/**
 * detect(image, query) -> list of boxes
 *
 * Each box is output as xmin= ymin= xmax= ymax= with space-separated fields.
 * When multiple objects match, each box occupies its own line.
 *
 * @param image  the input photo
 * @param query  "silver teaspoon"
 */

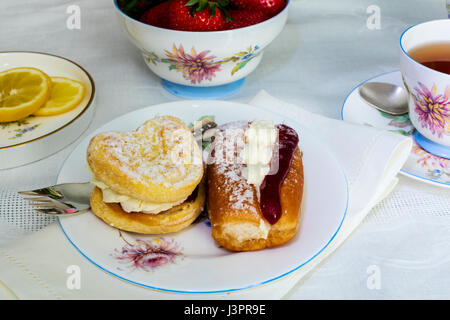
xmin=359 ymin=82 xmax=409 ymax=115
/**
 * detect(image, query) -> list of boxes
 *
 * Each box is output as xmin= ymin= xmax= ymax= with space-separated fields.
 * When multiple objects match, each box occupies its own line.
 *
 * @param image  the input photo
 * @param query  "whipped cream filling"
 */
xmin=258 ymin=218 xmax=271 ymax=239
xmin=90 ymin=175 xmax=186 ymax=214
xmin=241 ymin=120 xmax=277 ymax=229
xmin=242 ymin=120 xmax=277 ymax=193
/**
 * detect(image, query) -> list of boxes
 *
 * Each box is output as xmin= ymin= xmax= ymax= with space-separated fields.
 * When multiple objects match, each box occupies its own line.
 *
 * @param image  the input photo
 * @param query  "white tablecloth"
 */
xmin=1 ymin=0 xmax=449 ymax=299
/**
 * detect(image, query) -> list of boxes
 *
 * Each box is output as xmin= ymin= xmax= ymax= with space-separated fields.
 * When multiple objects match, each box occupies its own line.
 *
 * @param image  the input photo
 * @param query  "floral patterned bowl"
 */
xmin=400 ymin=19 xmax=450 ymax=158
xmin=113 ymin=0 xmax=289 ymax=90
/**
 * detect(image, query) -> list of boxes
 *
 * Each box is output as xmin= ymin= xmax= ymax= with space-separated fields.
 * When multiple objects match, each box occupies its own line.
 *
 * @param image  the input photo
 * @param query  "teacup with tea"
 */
xmin=400 ymin=19 xmax=450 ymax=159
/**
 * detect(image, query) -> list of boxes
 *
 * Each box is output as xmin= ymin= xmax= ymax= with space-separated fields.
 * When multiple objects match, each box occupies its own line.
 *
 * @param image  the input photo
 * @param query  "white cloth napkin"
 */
xmin=0 ymin=91 xmax=412 ymax=299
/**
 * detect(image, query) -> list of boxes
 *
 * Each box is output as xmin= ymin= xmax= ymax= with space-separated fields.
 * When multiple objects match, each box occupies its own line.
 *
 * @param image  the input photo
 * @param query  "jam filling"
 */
xmin=259 ymin=124 xmax=299 ymax=225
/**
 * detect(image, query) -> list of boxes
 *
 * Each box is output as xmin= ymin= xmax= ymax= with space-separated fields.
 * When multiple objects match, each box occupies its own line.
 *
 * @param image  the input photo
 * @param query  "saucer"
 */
xmin=0 ymin=52 xmax=96 ymax=169
xmin=341 ymin=70 xmax=449 ymax=188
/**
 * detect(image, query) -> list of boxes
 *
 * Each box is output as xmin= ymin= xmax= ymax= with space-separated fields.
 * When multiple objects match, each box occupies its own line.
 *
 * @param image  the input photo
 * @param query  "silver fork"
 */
xmin=18 ymin=182 xmax=94 ymax=216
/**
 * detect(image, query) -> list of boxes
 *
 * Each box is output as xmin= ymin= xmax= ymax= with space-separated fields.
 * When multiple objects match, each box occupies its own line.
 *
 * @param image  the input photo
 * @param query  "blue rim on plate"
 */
xmin=58 ymin=194 xmax=347 ymax=294
xmin=57 ymin=148 xmax=348 ymax=294
xmin=56 ymin=103 xmax=349 ymax=294
xmin=340 ymin=70 xmax=450 ymax=188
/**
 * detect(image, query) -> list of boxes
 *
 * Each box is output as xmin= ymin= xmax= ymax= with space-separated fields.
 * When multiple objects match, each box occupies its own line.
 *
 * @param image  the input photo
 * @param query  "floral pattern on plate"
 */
xmin=58 ymin=99 xmax=349 ymax=292
xmin=378 ymin=110 xmax=414 ymax=136
xmin=113 ymin=232 xmax=183 ymax=272
xmin=144 ymin=44 xmax=260 ymax=84
xmin=0 ymin=116 xmax=41 ymax=140
xmin=378 ymin=109 xmax=449 ymax=182
xmin=412 ymin=141 xmax=450 ymax=182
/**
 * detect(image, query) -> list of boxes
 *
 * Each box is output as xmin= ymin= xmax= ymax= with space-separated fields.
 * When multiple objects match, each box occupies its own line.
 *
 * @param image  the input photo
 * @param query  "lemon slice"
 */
xmin=0 ymin=67 xmax=51 ymax=122
xmin=34 ymin=77 xmax=86 ymax=116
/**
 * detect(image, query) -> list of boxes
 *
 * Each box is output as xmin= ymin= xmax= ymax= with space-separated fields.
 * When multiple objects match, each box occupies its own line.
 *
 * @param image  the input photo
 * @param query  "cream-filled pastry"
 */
xmin=207 ymin=120 xmax=304 ymax=251
xmin=90 ymin=176 xmax=187 ymax=214
xmin=87 ymin=115 xmax=205 ymax=234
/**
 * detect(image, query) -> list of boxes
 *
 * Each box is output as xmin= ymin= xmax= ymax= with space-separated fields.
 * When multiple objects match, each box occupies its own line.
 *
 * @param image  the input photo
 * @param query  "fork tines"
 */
xmin=19 ymin=192 xmax=73 ymax=215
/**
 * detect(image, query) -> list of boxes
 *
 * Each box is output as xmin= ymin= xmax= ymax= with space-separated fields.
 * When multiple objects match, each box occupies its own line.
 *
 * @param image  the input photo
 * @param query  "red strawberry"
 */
xmin=139 ymin=1 xmax=170 ymax=28
xmin=168 ymin=0 xmax=227 ymax=31
xmin=136 ymin=0 xmax=146 ymax=10
xmin=230 ymin=0 xmax=285 ymax=18
xmin=225 ymin=9 xmax=267 ymax=29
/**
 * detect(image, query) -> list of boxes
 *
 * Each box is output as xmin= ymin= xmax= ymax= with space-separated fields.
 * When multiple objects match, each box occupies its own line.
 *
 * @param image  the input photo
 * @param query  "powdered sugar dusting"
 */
xmin=90 ymin=116 xmax=203 ymax=188
xmin=209 ymin=122 xmax=257 ymax=214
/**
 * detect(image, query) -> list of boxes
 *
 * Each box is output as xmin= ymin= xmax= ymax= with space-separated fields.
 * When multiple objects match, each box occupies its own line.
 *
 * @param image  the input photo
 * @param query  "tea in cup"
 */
xmin=400 ymin=19 xmax=450 ymax=159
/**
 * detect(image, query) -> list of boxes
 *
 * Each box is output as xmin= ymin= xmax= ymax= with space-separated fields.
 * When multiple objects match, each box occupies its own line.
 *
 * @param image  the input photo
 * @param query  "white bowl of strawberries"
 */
xmin=114 ymin=0 xmax=289 ymax=98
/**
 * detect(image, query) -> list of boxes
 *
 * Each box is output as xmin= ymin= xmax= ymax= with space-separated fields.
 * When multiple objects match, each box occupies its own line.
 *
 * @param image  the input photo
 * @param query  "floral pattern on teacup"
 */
xmin=143 ymin=44 xmax=260 ymax=84
xmin=412 ymin=82 xmax=450 ymax=139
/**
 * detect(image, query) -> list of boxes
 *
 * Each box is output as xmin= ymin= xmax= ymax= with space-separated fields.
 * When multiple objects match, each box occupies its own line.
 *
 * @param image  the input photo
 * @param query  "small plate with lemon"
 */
xmin=0 ymin=52 xmax=95 ymax=169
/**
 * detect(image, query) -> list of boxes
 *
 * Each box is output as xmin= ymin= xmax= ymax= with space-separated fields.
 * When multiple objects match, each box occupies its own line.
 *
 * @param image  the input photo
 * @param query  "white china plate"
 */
xmin=0 ymin=52 xmax=96 ymax=169
xmin=57 ymin=100 xmax=348 ymax=294
xmin=341 ymin=70 xmax=449 ymax=188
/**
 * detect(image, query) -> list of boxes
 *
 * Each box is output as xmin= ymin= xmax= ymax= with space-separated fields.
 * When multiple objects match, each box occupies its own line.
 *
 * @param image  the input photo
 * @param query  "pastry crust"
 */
xmin=87 ymin=116 xmax=203 ymax=204
xmin=90 ymin=182 xmax=205 ymax=234
xmin=207 ymin=132 xmax=304 ymax=251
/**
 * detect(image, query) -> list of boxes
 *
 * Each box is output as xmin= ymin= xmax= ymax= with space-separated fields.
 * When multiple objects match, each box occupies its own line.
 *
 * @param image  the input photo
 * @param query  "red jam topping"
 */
xmin=259 ymin=124 xmax=299 ymax=225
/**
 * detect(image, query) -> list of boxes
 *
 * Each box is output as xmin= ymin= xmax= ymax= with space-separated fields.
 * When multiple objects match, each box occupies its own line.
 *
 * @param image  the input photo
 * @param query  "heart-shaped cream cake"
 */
xmin=87 ymin=116 xmax=203 ymax=208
